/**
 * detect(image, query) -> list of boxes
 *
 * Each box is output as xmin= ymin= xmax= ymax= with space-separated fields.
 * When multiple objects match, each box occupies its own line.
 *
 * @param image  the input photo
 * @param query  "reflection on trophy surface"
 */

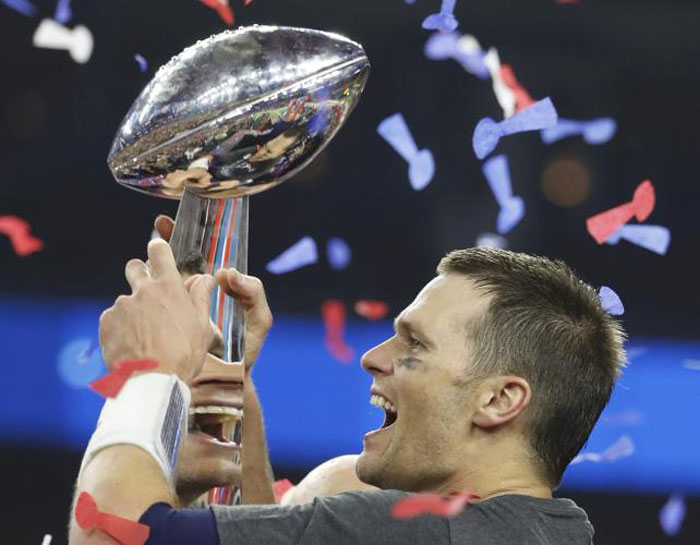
xmin=107 ymin=25 xmax=370 ymax=505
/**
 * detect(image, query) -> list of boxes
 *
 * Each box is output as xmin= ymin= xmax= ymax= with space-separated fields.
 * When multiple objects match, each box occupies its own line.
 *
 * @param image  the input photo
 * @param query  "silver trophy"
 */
xmin=107 ymin=25 xmax=370 ymax=505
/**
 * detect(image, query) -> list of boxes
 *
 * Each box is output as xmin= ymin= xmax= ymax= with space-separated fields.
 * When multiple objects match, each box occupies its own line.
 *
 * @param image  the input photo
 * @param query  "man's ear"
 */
xmin=472 ymin=376 xmax=531 ymax=428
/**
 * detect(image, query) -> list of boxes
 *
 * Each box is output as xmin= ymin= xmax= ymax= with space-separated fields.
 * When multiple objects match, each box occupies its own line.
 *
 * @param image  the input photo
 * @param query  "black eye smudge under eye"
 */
xmin=397 ymin=357 xmax=418 ymax=369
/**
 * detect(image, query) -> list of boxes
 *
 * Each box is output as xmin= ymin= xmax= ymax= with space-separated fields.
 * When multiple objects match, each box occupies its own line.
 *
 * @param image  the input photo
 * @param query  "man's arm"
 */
xmin=213 ymin=267 xmax=276 ymax=504
xmin=242 ymin=374 xmax=276 ymax=504
xmin=69 ymin=240 xmax=217 ymax=545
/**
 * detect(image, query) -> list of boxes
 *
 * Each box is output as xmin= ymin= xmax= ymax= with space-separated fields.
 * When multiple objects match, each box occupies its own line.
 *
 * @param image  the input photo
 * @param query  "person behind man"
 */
xmin=70 ymin=240 xmax=624 ymax=544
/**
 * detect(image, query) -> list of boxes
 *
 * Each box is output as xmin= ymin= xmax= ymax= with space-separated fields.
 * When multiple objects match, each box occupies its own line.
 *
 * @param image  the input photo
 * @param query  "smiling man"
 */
xmin=70 ymin=243 xmax=624 ymax=545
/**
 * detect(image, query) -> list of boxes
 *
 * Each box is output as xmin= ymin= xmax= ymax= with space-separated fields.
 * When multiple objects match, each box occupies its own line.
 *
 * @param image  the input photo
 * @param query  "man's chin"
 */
xmin=176 ymin=454 xmax=241 ymax=506
xmin=355 ymin=451 xmax=383 ymax=489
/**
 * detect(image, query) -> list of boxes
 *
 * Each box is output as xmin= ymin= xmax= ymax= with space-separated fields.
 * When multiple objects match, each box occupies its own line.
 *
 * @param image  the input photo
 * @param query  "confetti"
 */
xmin=625 ymin=346 xmax=648 ymax=364
xmin=482 ymin=154 xmax=525 ymax=234
xmin=422 ymin=0 xmax=459 ymax=33
xmin=354 ymin=300 xmax=389 ymax=321
xmin=198 ymin=0 xmax=234 ymax=26
xmin=54 ymin=0 xmax=71 ymax=23
xmin=483 ymin=48 xmax=516 ymax=118
xmin=89 ymin=359 xmax=159 ymax=398
xmin=602 ymin=410 xmax=643 ymax=427
xmin=2 ymin=0 xmax=36 ymax=16
xmin=266 ymin=236 xmax=318 ymax=274
xmin=598 ymin=286 xmax=624 ymax=315
xmin=321 ymin=299 xmax=354 ymax=364
xmin=392 ymin=491 xmax=480 ymax=519
xmin=570 ymin=435 xmax=634 ymax=465
xmin=683 ymin=360 xmax=700 ymax=371
xmin=659 ymin=494 xmax=686 ymax=537
xmin=326 ymin=237 xmax=352 ymax=270
xmin=75 ymin=491 xmax=150 ymax=545
xmin=586 ymin=180 xmax=655 ymax=244
xmin=273 ymin=479 xmax=295 ymax=502
xmin=133 ymin=53 xmax=148 ymax=72
xmin=377 ymin=113 xmax=435 ymax=191
xmin=423 ymin=32 xmax=489 ymax=79
xmin=541 ymin=118 xmax=617 ymax=145
xmin=605 ymin=224 xmax=670 ymax=255
xmin=0 ymin=215 xmax=44 ymax=257
xmin=500 ymin=64 xmax=536 ymax=113
xmin=32 ymin=18 xmax=93 ymax=64
xmin=472 ymin=97 xmax=558 ymax=160
xmin=475 ymin=232 xmax=507 ymax=249
xmin=41 ymin=536 xmax=52 ymax=545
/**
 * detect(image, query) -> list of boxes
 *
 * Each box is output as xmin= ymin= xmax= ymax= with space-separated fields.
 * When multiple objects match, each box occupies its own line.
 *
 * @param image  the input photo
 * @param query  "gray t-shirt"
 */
xmin=212 ymin=490 xmax=594 ymax=544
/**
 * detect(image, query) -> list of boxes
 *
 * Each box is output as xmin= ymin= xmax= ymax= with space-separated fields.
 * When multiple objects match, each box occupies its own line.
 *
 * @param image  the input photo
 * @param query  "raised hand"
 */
xmin=99 ymin=239 xmax=217 ymax=383
xmin=155 ymin=215 xmax=273 ymax=372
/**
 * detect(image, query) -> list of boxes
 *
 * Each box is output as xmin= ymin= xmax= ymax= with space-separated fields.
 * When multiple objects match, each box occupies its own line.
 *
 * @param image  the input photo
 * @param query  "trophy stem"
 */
xmin=169 ymin=188 xmax=248 ymax=506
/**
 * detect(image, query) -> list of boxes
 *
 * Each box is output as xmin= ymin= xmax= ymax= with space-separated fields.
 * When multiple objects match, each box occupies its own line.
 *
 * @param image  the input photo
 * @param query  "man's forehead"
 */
xmin=400 ymin=274 xmax=491 ymax=333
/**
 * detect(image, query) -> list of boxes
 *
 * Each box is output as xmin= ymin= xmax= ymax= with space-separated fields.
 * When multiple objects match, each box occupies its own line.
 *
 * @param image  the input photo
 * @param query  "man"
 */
xmin=70 ymin=240 xmax=624 ymax=544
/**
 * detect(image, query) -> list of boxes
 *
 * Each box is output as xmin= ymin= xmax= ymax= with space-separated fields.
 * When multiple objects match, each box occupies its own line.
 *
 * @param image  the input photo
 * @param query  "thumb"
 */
xmin=190 ymin=274 xmax=217 ymax=318
xmin=154 ymin=215 xmax=175 ymax=242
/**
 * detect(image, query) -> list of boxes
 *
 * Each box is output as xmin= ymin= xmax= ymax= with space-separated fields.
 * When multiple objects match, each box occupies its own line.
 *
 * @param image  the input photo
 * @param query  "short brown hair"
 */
xmin=437 ymin=248 xmax=626 ymax=487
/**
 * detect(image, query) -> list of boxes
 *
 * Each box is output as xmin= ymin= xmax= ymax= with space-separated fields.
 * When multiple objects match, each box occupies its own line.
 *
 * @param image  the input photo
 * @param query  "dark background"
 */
xmin=2 ymin=0 xmax=700 ymax=543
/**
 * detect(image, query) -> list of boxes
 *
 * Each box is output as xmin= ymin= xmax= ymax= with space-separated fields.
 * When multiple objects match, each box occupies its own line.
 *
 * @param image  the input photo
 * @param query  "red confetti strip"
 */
xmin=586 ymin=180 xmax=655 ymax=244
xmin=273 ymin=478 xmax=295 ymax=502
xmin=500 ymin=64 xmax=536 ymax=113
xmin=89 ymin=359 xmax=159 ymax=398
xmin=197 ymin=0 xmax=234 ymax=26
xmin=75 ymin=491 xmax=150 ymax=545
xmin=321 ymin=299 xmax=354 ymax=364
xmin=392 ymin=491 xmax=480 ymax=519
xmin=0 ymin=215 xmax=44 ymax=257
xmin=244 ymin=0 xmax=254 ymax=4
xmin=354 ymin=300 xmax=389 ymax=321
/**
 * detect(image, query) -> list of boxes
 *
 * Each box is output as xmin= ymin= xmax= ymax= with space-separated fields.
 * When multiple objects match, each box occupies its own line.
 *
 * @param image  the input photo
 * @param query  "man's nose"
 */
xmin=360 ymin=338 xmax=395 ymax=377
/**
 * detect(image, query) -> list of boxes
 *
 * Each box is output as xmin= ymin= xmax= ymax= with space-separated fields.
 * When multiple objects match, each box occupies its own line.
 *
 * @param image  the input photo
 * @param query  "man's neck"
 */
xmin=433 ymin=442 xmax=553 ymax=500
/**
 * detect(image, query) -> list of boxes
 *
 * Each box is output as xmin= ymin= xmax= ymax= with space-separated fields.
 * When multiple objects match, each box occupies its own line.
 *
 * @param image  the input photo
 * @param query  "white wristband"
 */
xmin=79 ymin=373 xmax=190 ymax=488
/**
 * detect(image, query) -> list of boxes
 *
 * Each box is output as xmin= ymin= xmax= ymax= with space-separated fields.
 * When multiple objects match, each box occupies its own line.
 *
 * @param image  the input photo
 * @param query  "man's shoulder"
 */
xmin=452 ymin=495 xmax=594 ymax=545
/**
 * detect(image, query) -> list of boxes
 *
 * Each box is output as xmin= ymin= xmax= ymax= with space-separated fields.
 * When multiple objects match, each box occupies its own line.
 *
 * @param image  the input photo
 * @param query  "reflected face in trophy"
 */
xmin=175 ymin=329 xmax=244 ymax=505
xmin=249 ymin=128 xmax=303 ymax=163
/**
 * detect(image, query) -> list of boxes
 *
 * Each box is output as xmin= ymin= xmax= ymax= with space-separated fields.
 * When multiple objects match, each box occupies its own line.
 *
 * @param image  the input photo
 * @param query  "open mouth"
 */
xmin=370 ymin=394 xmax=398 ymax=429
xmin=188 ymin=405 xmax=242 ymax=445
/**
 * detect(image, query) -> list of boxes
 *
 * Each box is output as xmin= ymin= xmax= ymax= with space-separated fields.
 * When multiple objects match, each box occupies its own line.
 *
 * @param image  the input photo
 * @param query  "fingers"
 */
xmin=189 ymin=274 xmax=217 ymax=320
xmin=215 ymin=270 xmax=272 ymax=326
xmin=215 ymin=269 xmax=263 ymax=309
xmin=125 ymin=259 xmax=150 ymax=292
xmin=215 ymin=269 xmax=273 ymax=370
xmin=147 ymin=238 xmax=179 ymax=281
xmin=154 ymin=215 xmax=174 ymax=243
xmin=184 ymin=273 xmax=202 ymax=292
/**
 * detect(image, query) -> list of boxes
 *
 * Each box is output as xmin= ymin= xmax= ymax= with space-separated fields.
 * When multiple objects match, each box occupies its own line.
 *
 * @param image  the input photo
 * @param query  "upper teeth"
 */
xmin=370 ymin=394 xmax=397 ymax=414
xmin=189 ymin=405 xmax=242 ymax=417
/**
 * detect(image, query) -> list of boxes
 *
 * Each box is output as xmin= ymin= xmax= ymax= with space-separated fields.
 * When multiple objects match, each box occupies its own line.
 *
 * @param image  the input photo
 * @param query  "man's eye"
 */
xmin=409 ymin=337 xmax=423 ymax=349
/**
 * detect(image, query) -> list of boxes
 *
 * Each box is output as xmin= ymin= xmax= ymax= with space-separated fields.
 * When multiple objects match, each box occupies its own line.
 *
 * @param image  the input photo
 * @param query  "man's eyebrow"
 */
xmin=393 ymin=316 xmax=436 ymax=349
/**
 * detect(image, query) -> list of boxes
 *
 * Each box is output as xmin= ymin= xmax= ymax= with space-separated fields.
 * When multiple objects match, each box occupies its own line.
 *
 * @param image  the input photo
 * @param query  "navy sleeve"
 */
xmin=139 ymin=503 xmax=220 ymax=545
